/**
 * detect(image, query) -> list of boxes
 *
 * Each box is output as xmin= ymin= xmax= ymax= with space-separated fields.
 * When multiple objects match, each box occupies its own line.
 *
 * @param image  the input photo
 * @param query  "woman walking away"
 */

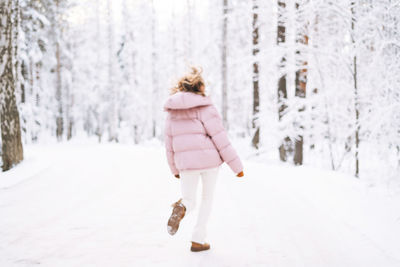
xmin=164 ymin=67 xmax=244 ymax=252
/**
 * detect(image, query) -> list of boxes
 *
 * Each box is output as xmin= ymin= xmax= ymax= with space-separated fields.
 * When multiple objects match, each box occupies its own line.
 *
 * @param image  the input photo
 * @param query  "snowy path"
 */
xmin=1 ymin=143 xmax=399 ymax=267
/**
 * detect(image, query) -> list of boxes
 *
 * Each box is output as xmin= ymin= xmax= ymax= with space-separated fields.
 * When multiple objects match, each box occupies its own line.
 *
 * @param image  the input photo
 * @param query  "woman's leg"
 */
xmin=180 ymin=170 xmax=201 ymax=213
xmin=191 ymin=167 xmax=219 ymax=244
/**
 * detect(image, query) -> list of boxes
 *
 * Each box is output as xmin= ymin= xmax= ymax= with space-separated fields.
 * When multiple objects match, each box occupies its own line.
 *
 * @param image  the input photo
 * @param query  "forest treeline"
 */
xmin=0 ymin=0 xmax=399 ymax=183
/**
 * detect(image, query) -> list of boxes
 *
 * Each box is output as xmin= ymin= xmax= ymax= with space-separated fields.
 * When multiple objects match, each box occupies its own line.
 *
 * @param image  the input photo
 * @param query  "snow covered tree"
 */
xmin=0 ymin=0 xmax=24 ymax=171
xmin=251 ymin=0 xmax=260 ymax=149
xmin=41 ymin=0 xmax=70 ymax=140
xmin=106 ymin=0 xmax=118 ymax=142
xmin=151 ymin=0 xmax=157 ymax=138
xmin=3 ymin=0 xmax=398 ymax=184
xmin=19 ymin=0 xmax=51 ymax=143
xmin=350 ymin=0 xmax=360 ymax=177
xmin=221 ymin=0 xmax=228 ymax=128
xmin=277 ymin=0 xmax=290 ymax=161
xmin=293 ymin=0 xmax=309 ymax=165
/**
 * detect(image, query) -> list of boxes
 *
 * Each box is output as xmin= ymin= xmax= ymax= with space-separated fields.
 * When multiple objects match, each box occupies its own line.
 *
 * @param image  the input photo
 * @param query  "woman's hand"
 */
xmin=236 ymin=171 xmax=244 ymax=177
xmin=175 ymin=174 xmax=180 ymax=179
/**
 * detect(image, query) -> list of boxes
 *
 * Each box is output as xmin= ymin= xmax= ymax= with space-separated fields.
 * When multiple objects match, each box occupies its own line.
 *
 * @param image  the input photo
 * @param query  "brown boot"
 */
xmin=191 ymin=242 xmax=210 ymax=252
xmin=167 ymin=199 xmax=186 ymax=235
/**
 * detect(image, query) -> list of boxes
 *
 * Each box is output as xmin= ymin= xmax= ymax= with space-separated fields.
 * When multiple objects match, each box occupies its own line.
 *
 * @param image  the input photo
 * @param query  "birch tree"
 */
xmin=0 ymin=0 xmax=24 ymax=171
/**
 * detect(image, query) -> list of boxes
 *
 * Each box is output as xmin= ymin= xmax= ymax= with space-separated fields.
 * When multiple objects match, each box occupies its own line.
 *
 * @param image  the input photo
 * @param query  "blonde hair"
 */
xmin=171 ymin=67 xmax=206 ymax=96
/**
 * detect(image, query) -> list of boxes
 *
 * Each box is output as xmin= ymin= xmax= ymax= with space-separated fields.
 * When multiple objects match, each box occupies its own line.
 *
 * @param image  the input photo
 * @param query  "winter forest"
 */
xmin=2 ymin=0 xmax=399 ymax=181
xmin=1 ymin=0 xmax=398 ymax=179
xmin=1 ymin=0 xmax=400 ymax=265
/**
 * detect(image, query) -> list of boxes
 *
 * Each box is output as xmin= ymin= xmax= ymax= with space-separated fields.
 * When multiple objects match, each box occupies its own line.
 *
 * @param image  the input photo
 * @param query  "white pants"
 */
xmin=180 ymin=166 xmax=219 ymax=244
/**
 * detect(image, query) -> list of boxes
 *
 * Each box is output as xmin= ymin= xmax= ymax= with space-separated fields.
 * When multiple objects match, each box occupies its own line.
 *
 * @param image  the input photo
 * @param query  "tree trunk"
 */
xmin=221 ymin=0 xmax=228 ymax=129
xmin=294 ymin=1 xmax=308 ymax=165
xmin=66 ymin=83 xmax=74 ymax=140
xmin=94 ymin=0 xmax=103 ymax=142
xmin=107 ymin=0 xmax=118 ymax=142
xmin=55 ymin=40 xmax=63 ymax=140
xmin=277 ymin=0 xmax=290 ymax=161
xmin=151 ymin=0 xmax=157 ymax=138
xmin=0 ymin=0 xmax=24 ymax=171
xmin=351 ymin=1 xmax=360 ymax=177
xmin=55 ymin=0 xmax=63 ymax=140
xmin=251 ymin=0 xmax=260 ymax=149
xmin=309 ymin=9 xmax=318 ymax=153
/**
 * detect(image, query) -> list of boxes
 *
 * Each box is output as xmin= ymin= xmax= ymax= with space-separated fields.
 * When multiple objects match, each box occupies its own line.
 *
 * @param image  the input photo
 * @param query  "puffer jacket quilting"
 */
xmin=164 ymin=92 xmax=243 ymax=175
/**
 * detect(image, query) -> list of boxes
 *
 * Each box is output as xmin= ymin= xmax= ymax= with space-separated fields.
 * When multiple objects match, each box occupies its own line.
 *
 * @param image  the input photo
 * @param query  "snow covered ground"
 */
xmin=1 ymin=143 xmax=399 ymax=267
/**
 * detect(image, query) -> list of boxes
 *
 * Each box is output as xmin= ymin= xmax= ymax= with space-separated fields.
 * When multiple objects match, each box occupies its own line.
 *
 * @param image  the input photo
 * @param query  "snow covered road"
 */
xmin=1 ymin=143 xmax=399 ymax=267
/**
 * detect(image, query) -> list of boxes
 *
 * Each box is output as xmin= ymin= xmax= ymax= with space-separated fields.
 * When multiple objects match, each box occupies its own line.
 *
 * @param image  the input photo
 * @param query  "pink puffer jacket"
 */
xmin=164 ymin=92 xmax=243 ymax=175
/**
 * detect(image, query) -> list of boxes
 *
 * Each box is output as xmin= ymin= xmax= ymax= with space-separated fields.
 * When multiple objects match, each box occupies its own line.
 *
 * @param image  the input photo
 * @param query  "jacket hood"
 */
xmin=164 ymin=92 xmax=212 ymax=111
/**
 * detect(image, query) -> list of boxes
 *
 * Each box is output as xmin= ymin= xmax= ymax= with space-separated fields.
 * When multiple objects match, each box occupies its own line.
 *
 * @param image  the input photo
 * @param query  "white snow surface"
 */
xmin=1 ymin=143 xmax=399 ymax=267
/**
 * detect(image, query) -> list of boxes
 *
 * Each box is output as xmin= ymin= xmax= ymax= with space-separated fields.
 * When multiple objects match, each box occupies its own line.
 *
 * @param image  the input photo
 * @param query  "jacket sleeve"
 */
xmin=199 ymin=105 xmax=243 ymax=174
xmin=165 ymin=115 xmax=179 ymax=175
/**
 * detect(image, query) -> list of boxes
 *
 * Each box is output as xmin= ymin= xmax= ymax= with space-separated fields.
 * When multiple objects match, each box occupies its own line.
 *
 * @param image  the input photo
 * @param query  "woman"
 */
xmin=164 ymin=67 xmax=244 ymax=252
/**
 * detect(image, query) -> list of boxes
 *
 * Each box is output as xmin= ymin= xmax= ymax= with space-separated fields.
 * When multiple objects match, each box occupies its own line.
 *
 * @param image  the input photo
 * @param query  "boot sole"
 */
xmin=190 ymin=245 xmax=210 ymax=252
xmin=167 ymin=206 xmax=185 ymax=235
xmin=167 ymin=214 xmax=182 ymax=235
